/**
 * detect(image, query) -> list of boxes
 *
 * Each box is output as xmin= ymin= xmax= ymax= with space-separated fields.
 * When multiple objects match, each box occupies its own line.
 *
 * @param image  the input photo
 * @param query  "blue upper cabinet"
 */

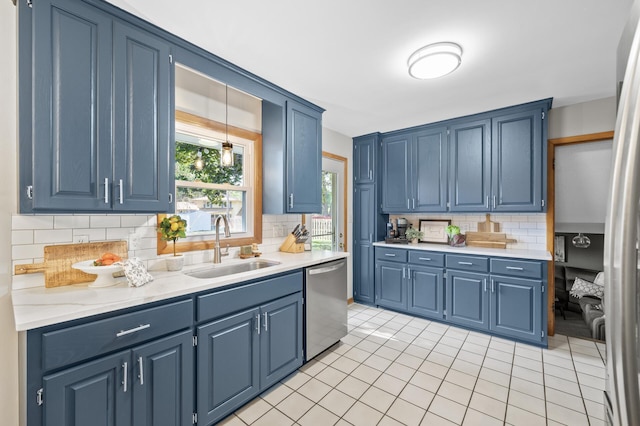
xmin=354 ymin=134 xmax=376 ymax=184
xmin=22 ymin=0 xmax=173 ymax=213
xmin=381 ymin=126 xmax=448 ymax=213
xmin=448 ymin=118 xmax=492 ymax=212
xmin=492 ymin=107 xmax=543 ymax=212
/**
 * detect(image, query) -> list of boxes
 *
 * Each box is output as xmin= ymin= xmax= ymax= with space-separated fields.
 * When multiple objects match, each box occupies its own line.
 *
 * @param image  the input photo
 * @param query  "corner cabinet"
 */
xmin=262 ymin=100 xmax=323 ymax=214
xmin=21 ymin=0 xmax=173 ymax=213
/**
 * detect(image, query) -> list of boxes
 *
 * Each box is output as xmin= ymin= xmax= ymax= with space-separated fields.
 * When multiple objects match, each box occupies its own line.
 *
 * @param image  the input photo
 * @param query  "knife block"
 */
xmin=279 ymin=234 xmax=304 ymax=253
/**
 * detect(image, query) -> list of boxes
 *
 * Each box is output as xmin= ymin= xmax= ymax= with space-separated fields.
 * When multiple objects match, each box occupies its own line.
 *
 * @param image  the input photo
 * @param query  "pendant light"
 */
xmin=194 ymin=148 xmax=205 ymax=170
xmin=221 ymin=85 xmax=234 ymax=167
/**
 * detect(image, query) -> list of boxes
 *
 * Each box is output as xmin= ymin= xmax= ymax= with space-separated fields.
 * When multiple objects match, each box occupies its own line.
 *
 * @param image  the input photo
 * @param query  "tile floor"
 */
xmin=220 ymin=303 xmax=607 ymax=426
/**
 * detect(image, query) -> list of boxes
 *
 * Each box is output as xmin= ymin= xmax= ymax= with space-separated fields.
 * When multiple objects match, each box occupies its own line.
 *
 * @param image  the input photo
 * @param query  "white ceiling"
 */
xmin=107 ymin=0 xmax=633 ymax=137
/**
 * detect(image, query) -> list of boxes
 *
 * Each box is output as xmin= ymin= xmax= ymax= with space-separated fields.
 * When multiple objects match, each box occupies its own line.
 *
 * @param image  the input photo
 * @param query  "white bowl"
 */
xmin=72 ymin=260 xmax=124 ymax=288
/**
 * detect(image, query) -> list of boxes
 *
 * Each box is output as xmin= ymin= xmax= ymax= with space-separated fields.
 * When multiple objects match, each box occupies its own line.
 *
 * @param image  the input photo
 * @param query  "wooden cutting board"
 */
xmin=14 ymin=241 xmax=128 ymax=288
xmin=477 ymin=214 xmax=499 ymax=232
xmin=465 ymin=231 xmax=516 ymax=249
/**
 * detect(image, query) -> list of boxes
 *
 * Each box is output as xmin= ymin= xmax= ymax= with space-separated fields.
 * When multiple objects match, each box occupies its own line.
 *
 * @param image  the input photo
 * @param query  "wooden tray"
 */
xmin=465 ymin=231 xmax=516 ymax=249
xmin=14 ymin=241 xmax=128 ymax=288
xmin=477 ymin=214 xmax=499 ymax=232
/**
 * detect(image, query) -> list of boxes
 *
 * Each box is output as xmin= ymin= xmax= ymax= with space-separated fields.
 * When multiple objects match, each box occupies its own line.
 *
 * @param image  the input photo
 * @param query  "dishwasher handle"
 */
xmin=307 ymin=261 xmax=346 ymax=275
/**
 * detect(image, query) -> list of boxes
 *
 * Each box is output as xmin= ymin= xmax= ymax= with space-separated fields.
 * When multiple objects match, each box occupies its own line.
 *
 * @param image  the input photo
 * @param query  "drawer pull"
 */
xmin=506 ymin=266 xmax=524 ymax=271
xmin=385 ymin=253 xmax=396 ymax=257
xmin=116 ymin=323 xmax=151 ymax=337
xmin=138 ymin=356 xmax=144 ymax=385
xmin=458 ymin=261 xmax=473 ymax=265
xmin=418 ymin=257 xmax=432 ymax=261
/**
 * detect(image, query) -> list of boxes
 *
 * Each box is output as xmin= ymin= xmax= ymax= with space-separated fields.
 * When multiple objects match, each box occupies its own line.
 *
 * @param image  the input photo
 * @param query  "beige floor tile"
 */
xmin=403 ymin=325 xmax=425 ymax=336
xmin=427 ymin=395 xmax=467 ymax=425
xmin=282 ymin=371 xmax=312 ymax=390
xmin=505 ymin=404 xmax=546 ymax=426
xmin=363 ymin=353 xmax=394 ymax=372
xmin=235 ymin=397 xmax=271 ymax=424
xmin=461 ymin=341 xmax=488 ymax=356
xmin=399 ymin=383 xmax=435 ymax=409
xmin=297 ymin=404 xmax=339 ymax=426
xmin=384 ymin=338 xmax=410 ymax=352
xmin=373 ymin=372 xmax=407 ymax=396
xmin=451 ymin=358 xmax=481 ymax=377
xmin=404 ymin=344 xmax=432 ymax=359
xmin=509 ymin=376 xmax=545 ymax=400
xmin=409 ymin=370 xmax=443 ymax=393
xmin=508 ymin=389 xmax=545 ymax=417
xmin=573 ymin=360 xmax=606 ymax=379
xmin=316 ymin=350 xmax=341 ymax=365
xmin=340 ymin=334 xmax=364 ymax=346
xmin=251 ymin=408 xmax=294 ymax=426
xmin=418 ymin=360 xmax=449 ymax=379
xmin=455 ymin=349 xmax=484 ymax=365
xmin=590 ymin=416 xmax=606 ymax=426
xmin=343 ymin=401 xmax=384 ymax=426
xmin=543 ymin=352 xmax=574 ymax=369
xmin=462 ymin=408 xmax=503 ymax=426
xmin=479 ymin=366 xmax=510 ymax=387
xmin=335 ymin=376 xmax=370 ymax=399
xmin=511 ymin=365 xmax=543 ymax=385
xmin=386 ymin=362 xmax=416 ymax=381
xmin=514 ymin=345 xmax=542 ymax=362
xmin=482 ymin=356 xmax=512 ymax=374
xmin=318 ymin=389 xmax=356 ymax=417
xmin=331 ymin=356 xmax=361 ymax=375
xmin=580 ymin=384 xmax=605 ymax=403
xmin=473 ymin=378 xmax=508 ymax=402
xmin=433 ymin=343 xmax=460 ymax=358
xmin=359 ymin=385 xmax=396 ymax=412
xmin=413 ymin=337 xmax=438 ymax=350
xmin=217 ymin=414 xmax=245 ymax=426
xmin=488 ymin=340 xmax=515 ymax=355
xmin=394 ymin=331 xmax=418 ymax=343
xmin=513 ymin=355 xmax=543 ymax=372
xmin=468 ymin=392 xmax=506 ymax=421
xmin=299 ymin=359 xmax=326 ymax=376
xmin=465 ymin=333 xmax=491 ymax=347
xmin=355 ymin=339 xmax=382 ymax=354
xmin=485 ymin=347 xmax=513 ymax=363
xmin=386 ymin=398 xmax=426 ymax=426
xmin=544 ymin=363 xmax=578 ymax=382
xmin=350 ymin=363 xmax=382 ymax=384
xmin=367 ymin=333 xmax=392 ymax=346
xmin=275 ymin=392 xmax=314 ymax=421
xmin=545 ymin=387 xmax=586 ymax=413
xmin=421 ymin=411 xmax=459 ymax=426
xmin=378 ymin=415 xmax=406 ymax=426
xmin=296 ymin=377 xmax=332 ymax=403
xmin=261 ymin=383 xmax=293 ymax=406
xmin=396 ymin=352 xmax=424 ymax=369
xmin=545 ymin=375 xmax=582 ymax=397
xmin=314 ymin=365 xmax=347 ymax=387
xmin=445 ymin=368 xmax=477 ymax=390
xmin=343 ymin=346 xmax=372 ymax=363
xmin=375 ymin=345 xmax=403 ymax=361
xmin=585 ymin=399 xmax=605 ymax=421
xmin=577 ymin=371 xmax=606 ymax=390
xmin=546 ymin=401 xmax=590 ymax=425
xmin=437 ymin=381 xmax=472 ymax=406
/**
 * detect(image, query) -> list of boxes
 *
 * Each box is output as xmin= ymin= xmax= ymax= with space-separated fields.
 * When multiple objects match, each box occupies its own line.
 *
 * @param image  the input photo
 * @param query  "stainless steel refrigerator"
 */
xmin=604 ymin=1 xmax=640 ymax=424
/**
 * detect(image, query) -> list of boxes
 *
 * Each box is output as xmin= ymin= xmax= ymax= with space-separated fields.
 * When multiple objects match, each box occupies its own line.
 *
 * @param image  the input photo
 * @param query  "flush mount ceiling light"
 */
xmin=408 ymin=42 xmax=463 ymax=79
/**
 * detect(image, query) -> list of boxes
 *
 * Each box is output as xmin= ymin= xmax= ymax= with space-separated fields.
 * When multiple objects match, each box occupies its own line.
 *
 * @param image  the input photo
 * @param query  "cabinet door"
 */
xmin=492 ymin=108 xmax=543 ymax=212
xmin=43 ymin=350 xmax=131 ymax=426
xmin=113 ymin=22 xmax=172 ymax=212
xmin=413 ymin=127 xmax=448 ymax=212
xmin=197 ymin=308 xmax=260 ymax=425
xmin=260 ymin=293 xmax=303 ymax=388
xmin=381 ymin=134 xmax=411 ymax=212
xmin=286 ymin=100 xmax=322 ymax=213
xmin=32 ymin=0 xmax=113 ymax=211
xmin=407 ymin=265 xmax=444 ymax=320
xmin=132 ymin=331 xmax=193 ymax=426
xmin=490 ymin=275 xmax=543 ymax=344
xmin=446 ymin=270 xmax=489 ymax=330
xmin=449 ymin=119 xmax=491 ymax=212
xmin=354 ymin=135 xmax=376 ymax=183
xmin=375 ymin=260 xmax=407 ymax=310
xmin=353 ymin=184 xmax=375 ymax=304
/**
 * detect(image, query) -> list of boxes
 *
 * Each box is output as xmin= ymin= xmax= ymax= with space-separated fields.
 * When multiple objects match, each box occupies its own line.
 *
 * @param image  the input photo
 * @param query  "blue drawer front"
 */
xmin=446 ymin=254 xmax=489 ymax=273
xmin=490 ymin=258 xmax=543 ymax=279
xmin=408 ymin=251 xmax=445 ymax=268
xmin=375 ymin=247 xmax=407 ymax=263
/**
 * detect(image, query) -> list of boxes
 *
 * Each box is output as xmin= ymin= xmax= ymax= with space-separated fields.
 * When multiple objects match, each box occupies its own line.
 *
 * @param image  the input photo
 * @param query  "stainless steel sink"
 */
xmin=184 ymin=260 xmax=281 ymax=279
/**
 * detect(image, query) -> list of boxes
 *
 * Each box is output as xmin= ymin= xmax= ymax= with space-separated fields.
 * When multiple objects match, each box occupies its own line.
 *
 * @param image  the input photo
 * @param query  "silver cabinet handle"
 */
xmin=384 ymin=253 xmax=396 ymax=257
xmin=369 ymin=170 xmax=372 ymax=180
xmin=485 ymin=196 xmax=489 ymax=208
xmin=122 ymin=362 xmax=128 ymax=392
xmin=118 ymin=179 xmax=124 ymax=204
xmin=369 ymin=233 xmax=373 ymax=243
xmin=402 ymin=267 xmax=406 ymax=279
xmin=506 ymin=266 xmax=524 ymax=271
xmin=407 ymin=199 xmax=410 ymax=209
xmin=458 ymin=261 xmax=473 ymax=265
xmin=407 ymin=268 xmax=411 ymax=279
xmin=289 ymin=193 xmax=294 ymax=209
xmin=256 ymin=314 xmax=261 ymax=335
xmin=116 ymin=324 xmax=150 ymax=337
xmin=492 ymin=196 xmax=497 ymax=209
xmin=104 ymin=177 xmax=109 ymax=204
xmin=138 ymin=356 xmax=144 ymax=385
xmin=491 ymin=279 xmax=495 ymax=293
xmin=308 ymin=262 xmax=346 ymax=275
xmin=413 ymin=198 xmax=415 ymax=209
xmin=484 ymin=279 xmax=487 ymax=292
xmin=263 ymin=312 xmax=268 ymax=332
xmin=418 ymin=257 xmax=431 ymax=261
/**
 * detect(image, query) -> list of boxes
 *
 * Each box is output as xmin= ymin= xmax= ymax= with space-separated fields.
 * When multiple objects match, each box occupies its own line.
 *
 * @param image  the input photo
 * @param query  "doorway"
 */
xmin=304 ymin=152 xmax=347 ymax=252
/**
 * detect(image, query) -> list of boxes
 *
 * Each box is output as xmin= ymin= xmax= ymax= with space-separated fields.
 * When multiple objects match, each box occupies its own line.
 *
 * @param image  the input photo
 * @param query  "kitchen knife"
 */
xmin=292 ymin=224 xmax=300 ymax=236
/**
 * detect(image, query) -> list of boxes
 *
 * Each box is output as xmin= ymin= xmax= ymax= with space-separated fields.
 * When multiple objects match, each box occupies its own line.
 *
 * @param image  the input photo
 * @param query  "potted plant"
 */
xmin=405 ymin=226 xmax=424 ymax=244
xmin=158 ymin=215 xmax=187 ymax=271
xmin=445 ymin=225 xmax=465 ymax=247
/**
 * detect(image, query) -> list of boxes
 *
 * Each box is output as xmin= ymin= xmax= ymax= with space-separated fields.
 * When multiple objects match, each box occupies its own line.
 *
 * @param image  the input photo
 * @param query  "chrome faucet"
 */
xmin=213 ymin=214 xmax=231 ymax=263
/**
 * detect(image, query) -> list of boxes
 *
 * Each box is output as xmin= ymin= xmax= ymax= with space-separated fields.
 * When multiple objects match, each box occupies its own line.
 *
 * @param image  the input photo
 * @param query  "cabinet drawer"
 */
xmin=197 ymin=271 xmax=303 ymax=322
xmin=42 ymin=299 xmax=193 ymax=371
xmin=490 ymin=258 xmax=543 ymax=279
xmin=375 ymin=247 xmax=407 ymax=263
xmin=408 ymin=251 xmax=444 ymax=268
xmin=446 ymin=255 xmax=489 ymax=273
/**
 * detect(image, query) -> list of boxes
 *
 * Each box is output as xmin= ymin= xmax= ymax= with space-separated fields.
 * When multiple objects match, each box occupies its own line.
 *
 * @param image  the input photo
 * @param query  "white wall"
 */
xmin=1 ymin=1 xmax=19 ymax=425
xmin=548 ymin=96 xmax=616 ymax=139
xmin=321 ymin=128 xmax=354 ymax=299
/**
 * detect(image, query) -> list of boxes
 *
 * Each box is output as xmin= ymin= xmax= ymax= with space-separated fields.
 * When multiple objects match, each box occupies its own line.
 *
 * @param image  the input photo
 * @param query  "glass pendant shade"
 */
xmin=221 ymin=141 xmax=234 ymax=166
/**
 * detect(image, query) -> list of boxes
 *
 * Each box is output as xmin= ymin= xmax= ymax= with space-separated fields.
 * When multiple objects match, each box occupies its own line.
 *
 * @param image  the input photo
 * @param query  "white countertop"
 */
xmin=12 ymin=251 xmax=349 ymax=331
xmin=373 ymin=242 xmax=552 ymax=261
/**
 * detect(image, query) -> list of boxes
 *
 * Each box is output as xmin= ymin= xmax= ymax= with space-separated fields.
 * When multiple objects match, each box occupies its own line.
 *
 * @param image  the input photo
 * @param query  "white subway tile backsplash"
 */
xmin=12 ymin=230 xmax=33 ymax=245
xmin=90 ymin=216 xmax=121 ymax=228
xmin=120 ymin=215 xmax=155 ymax=228
xmin=34 ymin=229 xmax=73 ymax=244
xmin=12 ymin=244 xmax=46 ymax=261
xmin=13 ymin=215 xmax=54 ymax=230
xmin=54 ymin=215 xmax=91 ymax=229
xmin=106 ymin=227 xmax=134 ymax=240
xmin=72 ymin=228 xmax=106 ymax=241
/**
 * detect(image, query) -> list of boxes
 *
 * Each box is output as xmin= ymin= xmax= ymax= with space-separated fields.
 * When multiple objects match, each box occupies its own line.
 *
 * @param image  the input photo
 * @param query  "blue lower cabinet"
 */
xmin=43 ymin=350 xmax=132 ymax=426
xmin=446 ymin=270 xmax=490 ymax=331
xmin=490 ymin=275 xmax=544 ymax=344
xmin=407 ymin=266 xmax=444 ymax=320
xmin=375 ymin=261 xmax=407 ymax=310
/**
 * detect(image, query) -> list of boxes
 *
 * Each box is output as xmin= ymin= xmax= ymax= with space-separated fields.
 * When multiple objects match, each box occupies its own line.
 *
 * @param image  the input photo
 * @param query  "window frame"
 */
xmin=157 ymin=110 xmax=263 ymax=255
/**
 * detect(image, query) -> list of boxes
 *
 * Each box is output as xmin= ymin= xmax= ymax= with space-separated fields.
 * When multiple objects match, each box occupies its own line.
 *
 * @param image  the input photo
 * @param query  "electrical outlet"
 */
xmin=128 ymin=232 xmax=140 ymax=251
xmin=73 ymin=235 xmax=89 ymax=243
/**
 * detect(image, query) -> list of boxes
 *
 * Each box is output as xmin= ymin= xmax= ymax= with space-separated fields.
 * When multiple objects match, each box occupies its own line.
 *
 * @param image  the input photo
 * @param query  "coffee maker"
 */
xmin=396 ymin=218 xmax=408 ymax=239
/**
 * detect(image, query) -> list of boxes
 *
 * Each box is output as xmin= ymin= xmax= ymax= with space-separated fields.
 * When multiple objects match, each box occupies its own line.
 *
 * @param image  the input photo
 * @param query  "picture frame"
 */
xmin=419 ymin=219 xmax=451 ymax=244
xmin=554 ymin=235 xmax=566 ymax=263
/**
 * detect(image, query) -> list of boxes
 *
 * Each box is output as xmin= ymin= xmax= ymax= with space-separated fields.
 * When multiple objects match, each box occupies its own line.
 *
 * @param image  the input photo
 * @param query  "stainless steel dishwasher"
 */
xmin=304 ymin=258 xmax=348 ymax=361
